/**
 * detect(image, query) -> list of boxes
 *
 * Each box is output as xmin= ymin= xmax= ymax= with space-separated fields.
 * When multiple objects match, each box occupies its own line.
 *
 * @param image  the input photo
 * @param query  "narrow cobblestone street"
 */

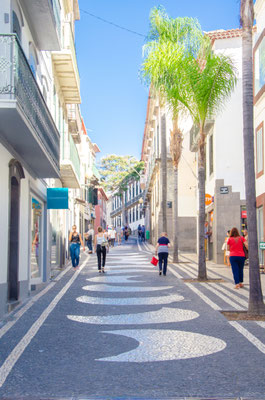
xmin=0 ymin=239 xmax=265 ymax=399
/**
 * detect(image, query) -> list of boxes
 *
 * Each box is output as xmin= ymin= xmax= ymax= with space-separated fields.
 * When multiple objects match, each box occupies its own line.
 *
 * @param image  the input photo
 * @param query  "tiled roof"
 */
xmin=206 ymin=28 xmax=242 ymax=41
xmin=206 ymin=26 xmax=256 ymax=42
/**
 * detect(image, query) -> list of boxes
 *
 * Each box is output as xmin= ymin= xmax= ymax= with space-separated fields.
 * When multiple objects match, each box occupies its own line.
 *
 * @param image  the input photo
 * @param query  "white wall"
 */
xmin=0 ymin=145 xmax=10 ymax=284
xmin=205 ymin=36 xmax=245 ymax=199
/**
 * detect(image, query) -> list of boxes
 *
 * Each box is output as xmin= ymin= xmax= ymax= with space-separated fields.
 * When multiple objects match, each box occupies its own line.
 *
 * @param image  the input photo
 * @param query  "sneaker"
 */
xmin=98 ymin=270 xmax=101 ymax=274
xmin=159 ymin=271 xmax=162 ymax=275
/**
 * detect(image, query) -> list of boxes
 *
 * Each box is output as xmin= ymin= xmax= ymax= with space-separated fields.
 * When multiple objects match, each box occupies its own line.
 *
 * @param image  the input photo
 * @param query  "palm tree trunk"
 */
xmin=161 ymin=113 xmax=167 ymax=233
xmin=172 ymin=166 xmax=179 ymax=262
xmin=198 ymin=126 xmax=207 ymax=280
xmin=241 ymin=0 xmax=265 ymax=314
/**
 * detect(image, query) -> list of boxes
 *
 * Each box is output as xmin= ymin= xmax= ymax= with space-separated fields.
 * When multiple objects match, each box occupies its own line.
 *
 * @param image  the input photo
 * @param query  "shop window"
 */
xmin=256 ymin=122 xmax=264 ymax=177
xmin=31 ymin=197 xmax=43 ymax=280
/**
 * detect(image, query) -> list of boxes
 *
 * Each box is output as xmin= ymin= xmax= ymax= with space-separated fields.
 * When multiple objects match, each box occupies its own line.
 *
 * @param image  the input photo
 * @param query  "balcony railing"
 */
xmin=67 ymin=104 xmax=82 ymax=143
xmin=92 ymin=165 xmax=101 ymax=181
xmin=125 ymin=192 xmax=144 ymax=207
xmin=69 ymin=135 xmax=81 ymax=180
xmin=110 ymin=206 xmax=122 ymax=218
xmin=0 ymin=34 xmax=60 ymax=177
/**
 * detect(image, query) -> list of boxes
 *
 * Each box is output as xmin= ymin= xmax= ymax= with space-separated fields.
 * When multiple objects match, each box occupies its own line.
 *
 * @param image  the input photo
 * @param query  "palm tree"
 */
xmin=142 ymin=8 xmax=238 ymax=279
xmin=240 ymin=0 xmax=265 ymax=314
xmin=142 ymin=8 xmax=201 ymax=262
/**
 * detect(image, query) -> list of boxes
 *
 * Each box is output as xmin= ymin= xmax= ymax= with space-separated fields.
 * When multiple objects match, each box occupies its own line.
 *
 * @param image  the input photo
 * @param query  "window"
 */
xmin=29 ymin=43 xmax=38 ymax=78
xmin=257 ymin=207 xmax=264 ymax=266
xmin=133 ymin=207 xmax=135 ymax=222
xmin=209 ymin=135 xmax=214 ymax=176
xmin=256 ymin=122 xmax=264 ymax=177
xmin=136 ymin=205 xmax=139 ymax=221
xmin=254 ymin=31 xmax=265 ymax=102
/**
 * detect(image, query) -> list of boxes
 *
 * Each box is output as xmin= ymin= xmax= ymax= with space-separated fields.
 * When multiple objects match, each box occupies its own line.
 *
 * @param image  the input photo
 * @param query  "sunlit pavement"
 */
xmin=0 ymin=239 xmax=265 ymax=400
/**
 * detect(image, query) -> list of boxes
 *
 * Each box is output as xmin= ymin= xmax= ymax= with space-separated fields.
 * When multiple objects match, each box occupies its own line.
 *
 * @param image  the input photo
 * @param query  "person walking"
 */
xmin=155 ymin=232 xmax=171 ymax=276
xmin=85 ymin=225 xmax=94 ymax=254
xmin=69 ymin=225 xmax=85 ymax=270
xmin=141 ymin=225 xmax=146 ymax=242
xmin=109 ymin=226 xmax=116 ymax=247
xmin=227 ymin=227 xmax=248 ymax=289
xmin=94 ymin=226 xmax=108 ymax=273
xmin=138 ymin=224 xmax=142 ymax=241
xmin=124 ymin=225 xmax=129 ymax=241
xmin=116 ymin=225 xmax=122 ymax=245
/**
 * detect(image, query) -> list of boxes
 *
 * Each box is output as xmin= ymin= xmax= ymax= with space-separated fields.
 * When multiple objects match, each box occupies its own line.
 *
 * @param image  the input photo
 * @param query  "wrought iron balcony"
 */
xmin=0 ymin=34 xmax=60 ymax=178
xmin=125 ymin=192 xmax=145 ymax=207
xmin=110 ymin=206 xmax=122 ymax=218
xmin=60 ymin=135 xmax=80 ymax=188
xmin=20 ymin=0 xmax=61 ymax=50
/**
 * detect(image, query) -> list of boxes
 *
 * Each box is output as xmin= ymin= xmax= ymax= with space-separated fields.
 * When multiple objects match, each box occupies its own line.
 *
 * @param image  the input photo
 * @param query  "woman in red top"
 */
xmin=227 ymin=227 xmax=248 ymax=289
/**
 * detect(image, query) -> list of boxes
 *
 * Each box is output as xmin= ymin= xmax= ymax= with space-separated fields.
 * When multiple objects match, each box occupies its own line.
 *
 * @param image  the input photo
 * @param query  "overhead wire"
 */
xmin=80 ymin=8 xmax=146 ymax=38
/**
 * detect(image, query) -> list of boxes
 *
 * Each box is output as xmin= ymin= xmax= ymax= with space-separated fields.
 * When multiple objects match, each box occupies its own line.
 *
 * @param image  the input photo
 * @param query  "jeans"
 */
xmin=158 ymin=252 xmax=168 ymax=275
xmin=230 ymin=256 xmax=245 ymax=284
xmin=70 ymin=243 xmax=80 ymax=268
xmin=87 ymin=239 xmax=93 ymax=252
xmin=96 ymin=245 xmax=106 ymax=270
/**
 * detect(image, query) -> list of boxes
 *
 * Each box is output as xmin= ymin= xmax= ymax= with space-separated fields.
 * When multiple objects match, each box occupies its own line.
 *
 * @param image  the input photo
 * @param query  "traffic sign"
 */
xmin=259 ymin=242 xmax=265 ymax=250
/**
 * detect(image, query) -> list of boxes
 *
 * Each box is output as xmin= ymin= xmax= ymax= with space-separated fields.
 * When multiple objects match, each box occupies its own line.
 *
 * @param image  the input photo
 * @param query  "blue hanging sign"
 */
xmin=47 ymin=188 xmax=69 ymax=209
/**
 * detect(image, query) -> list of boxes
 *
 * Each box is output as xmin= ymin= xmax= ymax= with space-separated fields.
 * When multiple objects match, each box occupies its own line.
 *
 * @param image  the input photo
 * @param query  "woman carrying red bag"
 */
xmin=155 ymin=232 xmax=171 ymax=276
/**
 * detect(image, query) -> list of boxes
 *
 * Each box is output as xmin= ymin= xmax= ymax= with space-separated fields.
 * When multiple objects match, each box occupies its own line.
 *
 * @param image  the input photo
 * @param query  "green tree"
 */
xmin=99 ymin=155 xmax=144 ymax=226
xmin=142 ymin=8 xmax=202 ymax=261
xmin=240 ymin=0 xmax=265 ymax=314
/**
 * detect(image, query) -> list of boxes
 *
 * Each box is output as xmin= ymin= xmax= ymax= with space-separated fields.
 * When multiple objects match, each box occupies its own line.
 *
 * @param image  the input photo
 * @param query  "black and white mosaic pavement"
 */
xmin=0 ymin=239 xmax=265 ymax=399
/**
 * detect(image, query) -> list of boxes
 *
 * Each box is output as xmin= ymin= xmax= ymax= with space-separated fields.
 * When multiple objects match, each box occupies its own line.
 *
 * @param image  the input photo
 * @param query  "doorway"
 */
xmin=8 ymin=160 xmax=24 ymax=302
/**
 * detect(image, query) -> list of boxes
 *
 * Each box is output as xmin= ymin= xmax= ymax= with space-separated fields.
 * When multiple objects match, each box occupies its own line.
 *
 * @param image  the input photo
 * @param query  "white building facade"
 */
xmin=0 ymin=0 xmax=98 ymax=318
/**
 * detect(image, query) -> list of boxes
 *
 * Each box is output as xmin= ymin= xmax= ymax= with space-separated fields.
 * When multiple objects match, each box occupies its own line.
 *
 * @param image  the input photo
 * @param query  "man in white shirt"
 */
xmin=85 ymin=225 xmax=94 ymax=253
xmin=109 ymin=227 xmax=117 ymax=247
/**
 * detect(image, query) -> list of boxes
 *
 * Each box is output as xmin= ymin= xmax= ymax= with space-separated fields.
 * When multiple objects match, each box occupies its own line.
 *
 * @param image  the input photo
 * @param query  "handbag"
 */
xmin=151 ymin=256 xmax=158 ymax=266
xmin=240 ymin=237 xmax=248 ymax=259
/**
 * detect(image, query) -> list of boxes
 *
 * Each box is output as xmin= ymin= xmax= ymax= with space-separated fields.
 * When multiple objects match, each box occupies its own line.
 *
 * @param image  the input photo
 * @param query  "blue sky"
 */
xmin=76 ymin=0 xmax=241 ymax=162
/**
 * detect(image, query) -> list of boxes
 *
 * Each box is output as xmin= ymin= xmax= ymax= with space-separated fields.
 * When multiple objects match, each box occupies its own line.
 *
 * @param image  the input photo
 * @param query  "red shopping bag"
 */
xmin=151 ymin=256 xmax=158 ymax=266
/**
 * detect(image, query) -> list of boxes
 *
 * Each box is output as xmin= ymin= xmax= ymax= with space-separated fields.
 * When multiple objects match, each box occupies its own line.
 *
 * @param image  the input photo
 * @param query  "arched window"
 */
xmin=12 ymin=11 xmax=21 ymax=42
